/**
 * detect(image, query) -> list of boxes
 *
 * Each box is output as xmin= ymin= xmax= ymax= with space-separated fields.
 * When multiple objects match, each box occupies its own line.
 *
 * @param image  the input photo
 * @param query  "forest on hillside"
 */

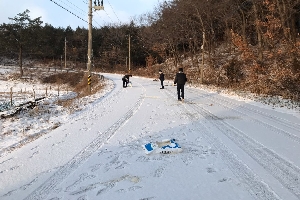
xmin=0 ymin=0 xmax=300 ymax=101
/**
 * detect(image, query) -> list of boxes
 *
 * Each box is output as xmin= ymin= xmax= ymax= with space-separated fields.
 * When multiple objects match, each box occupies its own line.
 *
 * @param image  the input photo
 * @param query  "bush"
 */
xmin=40 ymin=72 xmax=85 ymax=87
xmin=225 ymin=58 xmax=243 ymax=86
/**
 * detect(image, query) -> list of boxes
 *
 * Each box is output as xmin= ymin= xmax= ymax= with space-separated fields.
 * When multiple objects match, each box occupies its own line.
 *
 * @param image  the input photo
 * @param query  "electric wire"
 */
xmin=49 ymin=0 xmax=103 ymax=28
xmin=64 ymin=0 xmax=104 ymax=28
xmin=50 ymin=0 xmax=88 ymax=24
xmin=58 ymin=0 xmax=86 ymax=15
xmin=92 ymin=0 xmax=114 ymax=25
xmin=101 ymin=10 xmax=114 ymax=24
xmin=64 ymin=0 xmax=87 ymax=15
xmin=106 ymin=0 xmax=121 ymax=24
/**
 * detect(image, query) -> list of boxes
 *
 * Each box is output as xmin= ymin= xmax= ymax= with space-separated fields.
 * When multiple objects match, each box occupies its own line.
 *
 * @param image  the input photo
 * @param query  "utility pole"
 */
xmin=128 ymin=34 xmax=131 ymax=73
xmin=87 ymin=0 xmax=104 ymax=93
xmin=87 ymin=0 xmax=93 ymax=93
xmin=65 ymin=37 xmax=67 ymax=68
xmin=201 ymin=32 xmax=205 ymax=84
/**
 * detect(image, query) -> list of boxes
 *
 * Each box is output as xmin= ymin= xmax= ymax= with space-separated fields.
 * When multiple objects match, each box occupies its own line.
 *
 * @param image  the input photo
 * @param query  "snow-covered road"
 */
xmin=1 ymin=73 xmax=300 ymax=200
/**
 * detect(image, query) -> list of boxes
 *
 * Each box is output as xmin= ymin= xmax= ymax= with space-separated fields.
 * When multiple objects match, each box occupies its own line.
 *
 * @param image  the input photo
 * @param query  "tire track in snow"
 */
xmin=69 ymin=79 xmax=120 ymax=122
xmin=189 ymin=100 xmax=300 ymax=199
xmin=188 ymin=88 xmax=300 ymax=138
xmin=164 ymin=88 xmax=282 ymax=200
xmin=24 ymin=84 xmax=146 ymax=200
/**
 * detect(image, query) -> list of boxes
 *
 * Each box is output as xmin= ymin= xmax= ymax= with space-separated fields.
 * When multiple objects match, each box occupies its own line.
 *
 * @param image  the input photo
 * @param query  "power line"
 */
xmin=50 ymin=0 xmax=88 ymax=24
xmin=68 ymin=0 xmax=104 ymax=28
xmin=106 ymin=0 xmax=121 ymax=24
xmin=63 ymin=0 xmax=87 ymax=16
xmin=62 ymin=0 xmax=103 ymax=28
xmin=100 ymin=9 xmax=114 ymax=23
xmin=49 ymin=0 xmax=103 ymax=28
xmin=91 ymin=1 xmax=114 ymax=25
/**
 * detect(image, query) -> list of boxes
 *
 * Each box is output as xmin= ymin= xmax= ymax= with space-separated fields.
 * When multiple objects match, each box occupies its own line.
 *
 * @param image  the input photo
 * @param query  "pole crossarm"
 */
xmin=94 ymin=6 xmax=104 ymax=10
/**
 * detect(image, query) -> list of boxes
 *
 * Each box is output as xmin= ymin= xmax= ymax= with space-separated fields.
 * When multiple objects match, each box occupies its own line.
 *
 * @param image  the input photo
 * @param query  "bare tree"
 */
xmin=0 ymin=10 xmax=43 ymax=76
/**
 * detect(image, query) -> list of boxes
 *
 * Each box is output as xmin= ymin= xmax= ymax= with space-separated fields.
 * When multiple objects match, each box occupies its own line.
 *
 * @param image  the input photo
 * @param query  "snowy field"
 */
xmin=0 ymin=69 xmax=300 ymax=199
xmin=0 ymin=65 xmax=102 ymax=152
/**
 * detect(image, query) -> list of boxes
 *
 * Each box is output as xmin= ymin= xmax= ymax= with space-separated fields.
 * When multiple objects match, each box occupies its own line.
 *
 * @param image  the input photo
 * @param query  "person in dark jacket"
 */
xmin=174 ymin=68 xmax=187 ymax=101
xmin=159 ymin=70 xmax=165 ymax=89
xmin=122 ymin=74 xmax=132 ymax=88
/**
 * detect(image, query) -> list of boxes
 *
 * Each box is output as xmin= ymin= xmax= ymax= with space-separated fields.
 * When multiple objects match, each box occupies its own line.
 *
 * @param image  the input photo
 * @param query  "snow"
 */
xmin=0 ymin=67 xmax=300 ymax=200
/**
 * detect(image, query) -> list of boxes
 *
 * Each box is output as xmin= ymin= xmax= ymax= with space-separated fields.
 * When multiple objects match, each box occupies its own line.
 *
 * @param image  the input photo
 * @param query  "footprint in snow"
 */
xmin=206 ymin=167 xmax=216 ymax=173
xmin=31 ymin=145 xmax=39 ymax=150
xmin=0 ymin=157 xmax=13 ymax=165
xmin=20 ymin=177 xmax=38 ymax=190
xmin=90 ymin=163 xmax=102 ymax=172
xmin=139 ymin=197 xmax=155 ymax=200
xmin=77 ymin=195 xmax=88 ymax=200
xmin=116 ymin=185 xmax=142 ymax=193
xmin=128 ymin=186 xmax=142 ymax=191
xmin=29 ymin=151 xmax=39 ymax=158
xmin=153 ymin=166 xmax=165 ymax=178
xmin=218 ymin=177 xmax=229 ymax=182
xmin=0 ymin=165 xmax=21 ymax=174
xmin=2 ymin=189 xmax=17 ymax=197
xmin=65 ymin=173 xmax=96 ymax=192
xmin=136 ymin=156 xmax=150 ymax=162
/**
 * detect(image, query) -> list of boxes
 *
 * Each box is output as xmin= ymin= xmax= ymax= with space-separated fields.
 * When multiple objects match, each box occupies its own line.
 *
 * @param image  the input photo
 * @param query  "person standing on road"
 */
xmin=174 ymin=68 xmax=187 ymax=101
xmin=159 ymin=70 xmax=165 ymax=89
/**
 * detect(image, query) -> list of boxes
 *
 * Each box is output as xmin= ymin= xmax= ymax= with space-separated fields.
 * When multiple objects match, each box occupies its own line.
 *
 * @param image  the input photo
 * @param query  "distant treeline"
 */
xmin=0 ymin=9 xmax=147 ymax=71
xmin=1 ymin=0 xmax=300 ymax=101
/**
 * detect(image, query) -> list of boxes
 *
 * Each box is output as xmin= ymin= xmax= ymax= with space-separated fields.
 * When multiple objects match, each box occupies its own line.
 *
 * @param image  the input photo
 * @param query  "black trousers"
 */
xmin=123 ymin=80 xmax=128 ymax=87
xmin=177 ymin=84 xmax=184 ymax=99
xmin=160 ymin=80 xmax=164 ymax=88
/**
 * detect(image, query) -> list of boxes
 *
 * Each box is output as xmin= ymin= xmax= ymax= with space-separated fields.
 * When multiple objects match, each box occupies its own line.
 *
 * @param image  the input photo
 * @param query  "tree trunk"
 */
xmin=275 ymin=0 xmax=291 ymax=40
xmin=240 ymin=10 xmax=247 ymax=42
xmin=253 ymin=3 xmax=263 ymax=62
xmin=19 ymin=44 xmax=23 ymax=77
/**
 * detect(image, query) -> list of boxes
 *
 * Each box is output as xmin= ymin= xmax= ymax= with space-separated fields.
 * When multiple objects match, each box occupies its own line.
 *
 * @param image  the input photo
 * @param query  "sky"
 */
xmin=0 ymin=0 xmax=167 ymax=29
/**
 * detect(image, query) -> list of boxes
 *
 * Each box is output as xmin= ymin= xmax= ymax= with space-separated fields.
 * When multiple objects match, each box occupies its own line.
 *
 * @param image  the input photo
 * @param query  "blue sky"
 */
xmin=0 ymin=0 xmax=166 ymax=29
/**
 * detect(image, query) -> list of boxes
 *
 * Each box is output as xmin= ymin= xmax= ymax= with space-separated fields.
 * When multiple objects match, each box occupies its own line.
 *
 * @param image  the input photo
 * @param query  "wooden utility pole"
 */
xmin=128 ymin=34 xmax=131 ymax=73
xmin=65 ymin=37 xmax=67 ymax=68
xmin=10 ymin=87 xmax=13 ymax=106
xmin=87 ymin=0 xmax=92 ymax=93
xmin=201 ymin=32 xmax=205 ymax=84
xmin=87 ymin=0 xmax=104 ymax=93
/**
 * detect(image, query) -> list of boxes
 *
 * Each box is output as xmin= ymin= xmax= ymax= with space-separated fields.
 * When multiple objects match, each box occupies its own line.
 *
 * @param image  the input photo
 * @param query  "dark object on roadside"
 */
xmin=159 ymin=70 xmax=165 ymax=89
xmin=174 ymin=68 xmax=187 ymax=100
xmin=122 ymin=74 xmax=132 ymax=88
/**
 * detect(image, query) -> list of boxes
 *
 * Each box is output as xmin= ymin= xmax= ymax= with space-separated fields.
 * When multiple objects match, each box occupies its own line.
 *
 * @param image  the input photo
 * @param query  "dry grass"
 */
xmin=41 ymin=71 xmax=105 ymax=109
xmin=41 ymin=71 xmax=85 ymax=87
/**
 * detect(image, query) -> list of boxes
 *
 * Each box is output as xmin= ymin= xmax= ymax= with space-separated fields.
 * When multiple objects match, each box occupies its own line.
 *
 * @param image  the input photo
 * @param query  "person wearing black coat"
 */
xmin=174 ymin=68 xmax=187 ymax=101
xmin=159 ymin=70 xmax=165 ymax=89
xmin=122 ymin=74 xmax=132 ymax=88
